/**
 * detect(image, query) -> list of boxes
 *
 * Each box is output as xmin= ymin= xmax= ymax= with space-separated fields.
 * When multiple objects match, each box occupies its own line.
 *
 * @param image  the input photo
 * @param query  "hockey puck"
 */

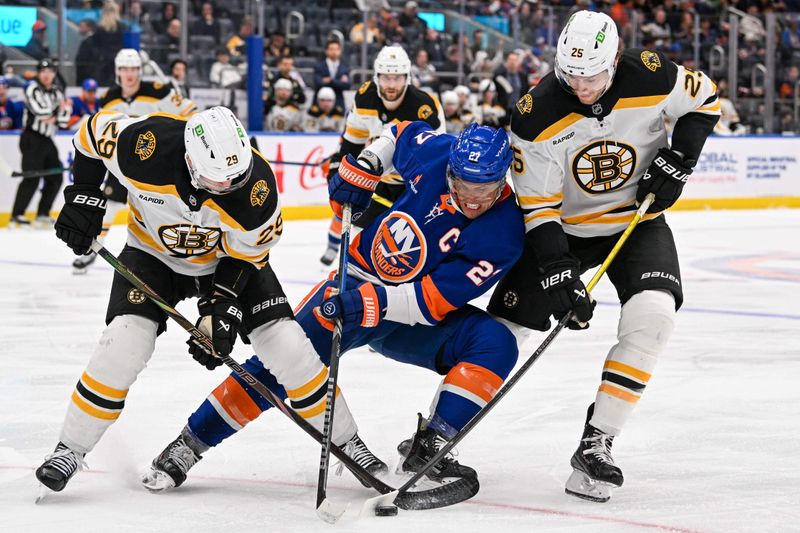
xmin=374 ymin=504 xmax=398 ymax=517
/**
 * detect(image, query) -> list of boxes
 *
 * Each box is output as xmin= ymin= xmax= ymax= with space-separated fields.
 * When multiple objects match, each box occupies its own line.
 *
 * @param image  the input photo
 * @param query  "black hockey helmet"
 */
xmin=37 ymin=58 xmax=57 ymax=72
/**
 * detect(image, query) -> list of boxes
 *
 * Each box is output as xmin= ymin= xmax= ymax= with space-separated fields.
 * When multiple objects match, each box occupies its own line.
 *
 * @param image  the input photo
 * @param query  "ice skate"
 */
xmin=336 ymin=433 xmax=388 ymax=487
xmin=72 ymin=251 xmax=98 ymax=275
xmin=35 ymin=442 xmax=86 ymax=496
xmin=397 ymin=414 xmax=476 ymax=484
xmin=10 ymin=215 xmax=31 ymax=228
xmin=319 ymin=246 xmax=337 ymax=267
xmin=34 ymin=215 xmax=56 ymax=229
xmin=141 ymin=435 xmax=202 ymax=492
xmin=565 ymin=422 xmax=624 ymax=503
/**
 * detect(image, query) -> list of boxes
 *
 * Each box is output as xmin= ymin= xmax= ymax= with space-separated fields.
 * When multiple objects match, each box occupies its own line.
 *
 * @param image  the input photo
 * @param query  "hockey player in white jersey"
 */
xmin=72 ymin=48 xmax=197 ymax=274
xmin=487 ymin=11 xmax=720 ymax=502
xmin=35 ymin=107 xmax=379 ymax=496
xmin=264 ymin=78 xmax=304 ymax=132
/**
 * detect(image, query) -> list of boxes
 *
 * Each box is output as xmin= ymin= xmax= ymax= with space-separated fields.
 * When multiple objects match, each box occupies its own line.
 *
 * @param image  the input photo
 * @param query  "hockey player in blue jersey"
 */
xmin=142 ymin=121 xmax=524 ymax=502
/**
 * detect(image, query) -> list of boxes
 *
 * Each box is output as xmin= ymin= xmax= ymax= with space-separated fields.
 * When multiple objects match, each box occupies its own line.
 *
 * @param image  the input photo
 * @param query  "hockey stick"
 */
xmin=316 ymin=203 xmax=352 ymax=524
xmin=89 ymin=241 xmax=457 ymax=511
xmin=9 ymin=166 xmax=72 ymax=179
xmin=366 ymin=193 xmax=656 ymax=510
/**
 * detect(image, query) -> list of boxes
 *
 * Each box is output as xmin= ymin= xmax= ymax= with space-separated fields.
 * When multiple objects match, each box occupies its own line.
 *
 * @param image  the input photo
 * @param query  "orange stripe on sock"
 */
xmin=329 ymin=216 xmax=342 ymax=234
xmin=599 ymin=383 xmax=641 ymax=404
xmin=443 ymin=362 xmax=503 ymax=403
xmin=71 ymin=391 xmax=120 ymax=420
xmin=211 ymin=376 xmax=263 ymax=427
xmin=81 ymin=372 xmax=127 ymax=399
xmin=603 ymin=360 xmax=651 ymax=383
xmin=286 ymin=367 xmax=328 ymax=400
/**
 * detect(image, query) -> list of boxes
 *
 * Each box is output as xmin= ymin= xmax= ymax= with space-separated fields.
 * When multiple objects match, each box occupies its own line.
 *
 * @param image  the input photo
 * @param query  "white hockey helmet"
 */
xmin=441 ymin=90 xmax=458 ymax=106
xmin=317 ymin=87 xmax=336 ymax=101
xmin=479 ymin=79 xmax=496 ymax=93
xmin=554 ymin=11 xmax=619 ymax=97
xmin=115 ymin=48 xmax=142 ymax=73
xmin=373 ymin=45 xmax=411 ymax=100
xmin=273 ymin=78 xmax=293 ymax=92
xmin=184 ymin=106 xmax=253 ymax=195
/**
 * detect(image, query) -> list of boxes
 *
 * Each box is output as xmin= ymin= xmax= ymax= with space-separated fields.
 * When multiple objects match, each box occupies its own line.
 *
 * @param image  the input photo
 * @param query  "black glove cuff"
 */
xmin=653 ymin=147 xmax=693 ymax=183
xmin=197 ymin=295 xmax=243 ymax=325
xmin=527 ymin=221 xmax=570 ymax=267
xmin=63 ymin=184 xmax=107 ymax=212
xmin=213 ymin=257 xmax=257 ymax=297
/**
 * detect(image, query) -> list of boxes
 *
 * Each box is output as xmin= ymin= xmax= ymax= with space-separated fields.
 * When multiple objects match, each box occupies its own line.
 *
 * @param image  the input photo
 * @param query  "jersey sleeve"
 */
xmin=157 ymin=87 xmax=198 ymax=117
xmin=217 ymin=203 xmax=282 ymax=269
xmin=342 ymin=104 xmax=377 ymax=146
xmin=662 ymin=63 xmax=720 ymax=163
xmin=509 ymin=129 xmax=565 ymax=234
xmin=73 ymin=109 xmax=129 ymax=162
xmin=383 ymin=200 xmax=524 ymax=326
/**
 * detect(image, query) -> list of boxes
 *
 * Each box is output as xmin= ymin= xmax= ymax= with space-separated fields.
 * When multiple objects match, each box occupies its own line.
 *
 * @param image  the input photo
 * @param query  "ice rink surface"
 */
xmin=0 ymin=209 xmax=798 ymax=533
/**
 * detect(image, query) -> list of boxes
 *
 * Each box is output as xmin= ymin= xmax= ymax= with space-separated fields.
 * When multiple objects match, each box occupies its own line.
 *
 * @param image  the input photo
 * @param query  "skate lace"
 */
xmin=166 ymin=439 xmax=199 ymax=473
xmin=432 ymin=434 xmax=459 ymax=464
xmin=581 ymin=432 xmax=615 ymax=465
xmin=335 ymin=435 xmax=381 ymax=476
xmin=44 ymin=445 xmax=87 ymax=478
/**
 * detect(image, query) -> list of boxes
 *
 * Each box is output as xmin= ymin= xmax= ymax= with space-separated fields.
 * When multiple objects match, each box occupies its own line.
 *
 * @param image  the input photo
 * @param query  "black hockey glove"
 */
xmin=187 ymin=294 xmax=243 ymax=370
xmin=540 ymin=256 xmax=596 ymax=330
xmin=55 ymin=184 xmax=107 ymax=255
xmin=636 ymin=147 xmax=693 ymax=213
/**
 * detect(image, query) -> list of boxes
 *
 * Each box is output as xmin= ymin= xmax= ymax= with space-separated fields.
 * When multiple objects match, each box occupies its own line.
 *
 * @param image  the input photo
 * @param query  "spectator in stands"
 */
xmin=454 ymin=84 xmax=473 ymax=114
xmin=411 ymin=49 xmax=439 ymax=91
xmin=193 ymin=2 xmax=221 ymax=45
xmin=270 ymin=55 xmax=306 ymax=106
xmin=23 ymin=21 xmax=50 ymax=61
xmin=153 ymin=2 xmax=177 ymax=35
xmin=210 ymin=48 xmax=242 ymax=88
xmin=611 ymin=0 xmax=633 ymax=44
xmin=441 ymin=44 xmax=471 ymax=86
xmin=350 ymin=14 xmax=384 ymax=45
xmin=440 ymin=89 xmax=472 ymax=134
xmin=474 ymin=78 xmax=506 ymax=128
xmin=123 ymin=0 xmax=148 ymax=33
xmin=422 ymin=27 xmax=446 ymax=63
xmin=265 ymin=32 xmax=291 ymax=67
xmin=305 ymin=86 xmax=345 ymax=133
xmin=778 ymin=109 xmax=798 ymax=135
xmin=0 ymin=77 xmax=24 ymax=130
xmin=482 ymin=0 xmax=514 ymax=17
xmin=471 ymin=29 xmax=486 ymax=58
xmin=313 ymin=39 xmax=350 ymax=109
xmin=166 ymin=18 xmax=182 ymax=48
xmin=226 ymin=16 xmax=253 ymax=60
xmin=67 ymin=78 xmax=99 ymax=130
xmin=493 ymin=50 xmax=526 ymax=112
xmin=91 ymin=0 xmax=127 ymax=86
xmin=398 ymin=1 xmax=427 ymax=34
xmin=170 ymin=58 xmax=190 ymax=98
xmin=75 ymin=20 xmax=97 ymax=84
xmin=740 ymin=4 xmax=766 ymax=45
xmin=779 ymin=65 xmax=800 ymax=99
xmin=641 ymin=7 xmax=672 ymax=49
xmin=383 ymin=13 xmax=407 ymax=45
xmin=265 ymin=78 xmax=303 ymax=132
xmin=714 ymin=79 xmax=746 ymax=136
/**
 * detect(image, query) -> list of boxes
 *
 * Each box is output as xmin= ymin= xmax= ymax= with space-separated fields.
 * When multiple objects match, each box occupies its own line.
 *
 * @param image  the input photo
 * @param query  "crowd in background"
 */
xmin=2 ymin=0 xmax=800 ymax=134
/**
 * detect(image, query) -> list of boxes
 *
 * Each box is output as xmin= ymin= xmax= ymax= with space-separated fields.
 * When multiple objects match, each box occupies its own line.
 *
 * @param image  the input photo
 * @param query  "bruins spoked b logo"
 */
xmin=158 ymin=224 xmax=221 ymax=257
xmin=127 ymin=288 xmax=146 ymax=304
xmin=571 ymin=140 xmax=637 ymax=194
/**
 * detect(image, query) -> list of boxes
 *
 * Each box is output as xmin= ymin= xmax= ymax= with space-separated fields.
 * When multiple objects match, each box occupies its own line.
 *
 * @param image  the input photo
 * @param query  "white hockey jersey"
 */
xmin=74 ymin=111 xmax=282 ymax=276
xmin=99 ymin=80 xmax=197 ymax=118
xmin=511 ymin=49 xmax=720 ymax=238
xmin=265 ymin=103 xmax=303 ymax=132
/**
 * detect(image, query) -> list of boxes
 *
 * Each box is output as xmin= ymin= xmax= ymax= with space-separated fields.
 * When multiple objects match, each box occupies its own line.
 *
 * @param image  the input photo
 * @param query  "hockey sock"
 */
xmin=60 ymin=315 xmax=157 ymax=455
xmin=431 ymin=362 xmax=504 ymax=432
xmin=591 ymin=291 xmax=676 ymax=435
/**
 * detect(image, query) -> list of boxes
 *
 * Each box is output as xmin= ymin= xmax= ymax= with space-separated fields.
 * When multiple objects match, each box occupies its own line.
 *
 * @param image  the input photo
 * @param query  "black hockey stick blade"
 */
xmin=11 ymin=166 xmax=71 ymax=178
xmin=90 ymin=241 xmax=457 ymax=511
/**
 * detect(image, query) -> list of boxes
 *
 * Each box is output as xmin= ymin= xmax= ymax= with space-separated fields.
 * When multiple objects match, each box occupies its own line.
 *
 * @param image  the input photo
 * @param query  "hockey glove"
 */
xmin=55 ymin=185 xmax=107 ymax=255
xmin=637 ymin=147 xmax=693 ymax=213
xmin=319 ymin=282 xmax=387 ymax=328
xmin=540 ymin=256 xmax=596 ymax=330
xmin=187 ymin=294 xmax=243 ymax=370
xmin=328 ymin=154 xmax=381 ymax=218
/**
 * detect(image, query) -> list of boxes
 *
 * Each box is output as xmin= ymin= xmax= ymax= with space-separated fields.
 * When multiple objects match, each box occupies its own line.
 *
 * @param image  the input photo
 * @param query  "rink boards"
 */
xmin=0 ymin=131 xmax=799 ymax=226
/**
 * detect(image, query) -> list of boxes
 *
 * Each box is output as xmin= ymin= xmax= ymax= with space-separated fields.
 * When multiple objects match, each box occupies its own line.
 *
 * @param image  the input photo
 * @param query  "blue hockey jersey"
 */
xmin=347 ymin=121 xmax=524 ymax=326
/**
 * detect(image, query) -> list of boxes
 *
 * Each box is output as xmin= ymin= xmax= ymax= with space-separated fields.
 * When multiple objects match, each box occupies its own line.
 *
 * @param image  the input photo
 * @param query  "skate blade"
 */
xmin=141 ymin=469 xmax=176 ymax=493
xmin=73 ymin=268 xmax=88 ymax=275
xmin=35 ymin=484 xmax=52 ymax=504
xmin=360 ymin=490 xmax=398 ymax=518
xmin=316 ymin=498 xmax=349 ymax=524
xmin=564 ymin=469 xmax=614 ymax=503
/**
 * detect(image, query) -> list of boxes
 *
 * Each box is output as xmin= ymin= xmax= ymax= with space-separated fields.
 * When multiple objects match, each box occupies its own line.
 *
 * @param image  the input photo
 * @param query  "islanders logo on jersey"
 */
xmin=370 ymin=212 xmax=427 ymax=283
xmin=571 ymin=140 xmax=637 ymax=194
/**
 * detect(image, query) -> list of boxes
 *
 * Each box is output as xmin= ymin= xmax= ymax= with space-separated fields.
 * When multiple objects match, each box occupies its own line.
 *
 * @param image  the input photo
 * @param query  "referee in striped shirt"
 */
xmin=11 ymin=59 xmax=71 ymax=228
